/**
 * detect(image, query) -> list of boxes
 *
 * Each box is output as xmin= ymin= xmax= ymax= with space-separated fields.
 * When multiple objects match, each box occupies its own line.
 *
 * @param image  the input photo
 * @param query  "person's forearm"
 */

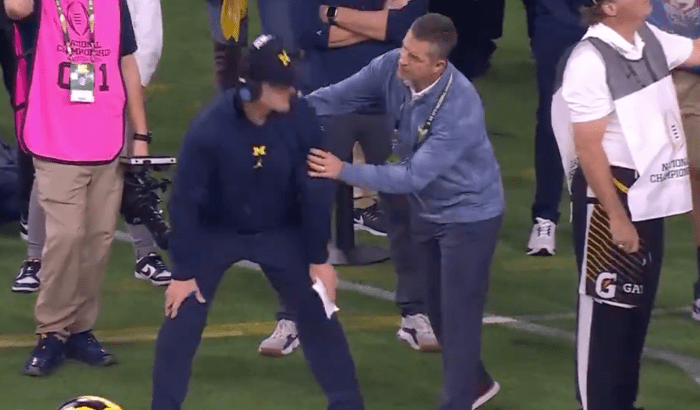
xmin=577 ymin=143 xmax=628 ymax=220
xmin=4 ymin=0 xmax=33 ymax=19
xmin=328 ymin=25 xmax=371 ymax=48
xmin=122 ymin=54 xmax=148 ymax=134
xmin=334 ymin=7 xmax=388 ymax=41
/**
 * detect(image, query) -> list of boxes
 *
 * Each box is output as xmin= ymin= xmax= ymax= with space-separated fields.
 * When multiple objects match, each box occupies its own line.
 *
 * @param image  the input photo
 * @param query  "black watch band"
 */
xmin=133 ymin=131 xmax=152 ymax=144
xmin=327 ymin=6 xmax=338 ymax=25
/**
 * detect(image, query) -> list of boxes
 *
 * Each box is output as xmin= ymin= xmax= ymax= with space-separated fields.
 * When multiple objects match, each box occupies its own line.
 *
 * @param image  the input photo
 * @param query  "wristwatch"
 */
xmin=326 ymin=6 xmax=338 ymax=25
xmin=133 ymin=131 xmax=152 ymax=144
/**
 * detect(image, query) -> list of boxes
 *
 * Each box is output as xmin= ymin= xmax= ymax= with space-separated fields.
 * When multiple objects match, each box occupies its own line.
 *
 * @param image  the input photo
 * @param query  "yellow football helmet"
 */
xmin=56 ymin=396 xmax=123 ymax=410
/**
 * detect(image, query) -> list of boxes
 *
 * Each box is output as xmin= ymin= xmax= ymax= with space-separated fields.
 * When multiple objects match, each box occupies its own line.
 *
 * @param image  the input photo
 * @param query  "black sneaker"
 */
xmin=473 ymin=372 xmax=500 ymax=409
xmin=134 ymin=253 xmax=172 ymax=286
xmin=12 ymin=259 xmax=41 ymax=293
xmin=353 ymin=203 xmax=387 ymax=237
xmin=23 ymin=334 xmax=66 ymax=377
xmin=66 ymin=331 xmax=116 ymax=366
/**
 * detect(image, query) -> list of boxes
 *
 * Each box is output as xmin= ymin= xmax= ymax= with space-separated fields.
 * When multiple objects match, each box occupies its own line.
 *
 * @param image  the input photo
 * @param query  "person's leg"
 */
xmin=621 ymin=218 xmax=664 ymax=409
xmin=12 ymin=180 xmax=44 ymax=293
xmin=33 ymin=160 xmax=90 ymax=337
xmin=571 ymin=165 xmax=663 ymax=410
xmin=17 ymin=149 xmax=33 ymax=236
xmin=255 ymin=228 xmax=364 ymax=410
xmin=356 ymin=114 xmax=438 ymax=349
xmin=671 ymin=69 xmax=700 ymax=318
xmin=122 ymin=119 xmax=172 ymax=286
xmin=437 ymin=215 xmax=502 ymax=410
xmin=24 ymin=160 xmax=90 ymax=376
xmin=353 ymin=114 xmax=391 ymax=237
xmin=152 ymin=234 xmax=237 ymax=410
xmin=527 ymin=25 xmax=584 ymax=256
xmin=66 ymin=160 xmax=123 ymax=363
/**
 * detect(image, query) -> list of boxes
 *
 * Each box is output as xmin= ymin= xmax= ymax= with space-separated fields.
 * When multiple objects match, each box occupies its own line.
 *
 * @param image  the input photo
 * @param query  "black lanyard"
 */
xmin=416 ymin=73 xmax=453 ymax=146
xmin=54 ymin=0 xmax=95 ymax=61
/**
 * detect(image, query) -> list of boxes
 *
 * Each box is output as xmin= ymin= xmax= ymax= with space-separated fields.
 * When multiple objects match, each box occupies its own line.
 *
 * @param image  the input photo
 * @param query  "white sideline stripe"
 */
xmin=114 ymin=231 xmax=700 ymax=386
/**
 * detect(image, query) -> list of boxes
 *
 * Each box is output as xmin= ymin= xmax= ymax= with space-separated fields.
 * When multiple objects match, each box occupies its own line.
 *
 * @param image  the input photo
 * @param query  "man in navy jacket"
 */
xmin=151 ymin=35 xmax=364 ymax=410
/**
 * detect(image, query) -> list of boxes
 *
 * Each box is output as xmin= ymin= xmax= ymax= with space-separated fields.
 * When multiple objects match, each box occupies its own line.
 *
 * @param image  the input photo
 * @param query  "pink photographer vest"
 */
xmin=20 ymin=0 xmax=125 ymax=164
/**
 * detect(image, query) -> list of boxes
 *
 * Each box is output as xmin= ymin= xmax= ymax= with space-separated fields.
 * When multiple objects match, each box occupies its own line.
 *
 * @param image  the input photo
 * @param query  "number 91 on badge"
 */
xmin=70 ymin=62 xmax=96 ymax=103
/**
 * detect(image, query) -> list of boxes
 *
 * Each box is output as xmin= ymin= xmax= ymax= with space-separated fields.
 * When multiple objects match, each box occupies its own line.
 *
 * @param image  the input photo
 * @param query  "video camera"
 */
xmin=119 ymin=156 xmax=176 ymax=250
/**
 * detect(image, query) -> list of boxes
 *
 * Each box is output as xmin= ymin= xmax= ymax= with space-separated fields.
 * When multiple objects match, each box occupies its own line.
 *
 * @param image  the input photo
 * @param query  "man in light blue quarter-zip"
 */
xmin=306 ymin=13 xmax=505 ymax=410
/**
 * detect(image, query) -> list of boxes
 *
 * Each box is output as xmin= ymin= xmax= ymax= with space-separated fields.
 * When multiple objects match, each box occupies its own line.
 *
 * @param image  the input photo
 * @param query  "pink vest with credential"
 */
xmin=21 ymin=0 xmax=125 ymax=164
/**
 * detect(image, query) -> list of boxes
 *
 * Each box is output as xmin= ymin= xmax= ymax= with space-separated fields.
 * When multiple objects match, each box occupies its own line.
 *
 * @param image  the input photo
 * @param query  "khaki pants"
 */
xmin=33 ymin=158 xmax=123 ymax=338
xmin=673 ymin=69 xmax=700 ymax=247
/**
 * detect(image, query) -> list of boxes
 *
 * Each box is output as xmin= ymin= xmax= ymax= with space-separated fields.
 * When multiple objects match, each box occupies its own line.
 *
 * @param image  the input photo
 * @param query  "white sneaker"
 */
xmin=396 ymin=314 xmax=441 ymax=352
xmin=692 ymin=299 xmax=700 ymax=322
xmin=527 ymin=217 xmax=556 ymax=256
xmin=258 ymin=319 xmax=300 ymax=357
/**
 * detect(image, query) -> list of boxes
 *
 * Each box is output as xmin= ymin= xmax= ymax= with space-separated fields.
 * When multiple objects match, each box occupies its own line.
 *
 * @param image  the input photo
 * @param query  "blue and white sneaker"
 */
xmin=692 ymin=299 xmax=700 ymax=322
xmin=258 ymin=319 xmax=300 ymax=357
xmin=134 ymin=253 xmax=171 ymax=286
xmin=12 ymin=259 xmax=41 ymax=293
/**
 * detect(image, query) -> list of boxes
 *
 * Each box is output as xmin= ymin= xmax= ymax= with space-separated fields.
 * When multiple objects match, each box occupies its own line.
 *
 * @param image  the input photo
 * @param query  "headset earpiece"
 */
xmin=237 ymin=78 xmax=261 ymax=102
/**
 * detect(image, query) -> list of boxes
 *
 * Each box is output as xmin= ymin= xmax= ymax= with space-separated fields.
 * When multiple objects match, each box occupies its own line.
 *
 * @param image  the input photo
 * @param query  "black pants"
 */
xmin=152 ymin=228 xmax=364 ymax=410
xmin=413 ymin=213 xmax=503 ymax=410
xmin=571 ymin=168 xmax=664 ymax=410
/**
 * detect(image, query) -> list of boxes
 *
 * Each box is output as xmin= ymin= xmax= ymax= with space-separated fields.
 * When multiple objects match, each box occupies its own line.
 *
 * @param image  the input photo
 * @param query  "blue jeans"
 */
xmin=412 ymin=214 xmax=503 ymax=410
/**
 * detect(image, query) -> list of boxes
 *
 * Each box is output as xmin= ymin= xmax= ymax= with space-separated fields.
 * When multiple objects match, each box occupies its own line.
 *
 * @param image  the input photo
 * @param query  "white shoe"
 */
xmin=258 ymin=319 xmax=300 ymax=357
xmin=396 ymin=314 xmax=441 ymax=352
xmin=527 ymin=217 xmax=556 ymax=256
xmin=692 ymin=299 xmax=700 ymax=322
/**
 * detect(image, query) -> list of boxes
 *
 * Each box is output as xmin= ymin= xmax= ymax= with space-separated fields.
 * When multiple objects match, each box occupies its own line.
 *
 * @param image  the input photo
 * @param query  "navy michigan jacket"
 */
xmin=168 ymin=90 xmax=334 ymax=281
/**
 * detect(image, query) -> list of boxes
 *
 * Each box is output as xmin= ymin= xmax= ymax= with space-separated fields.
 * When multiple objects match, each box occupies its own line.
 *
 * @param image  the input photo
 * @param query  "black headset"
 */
xmin=237 ymin=77 xmax=261 ymax=102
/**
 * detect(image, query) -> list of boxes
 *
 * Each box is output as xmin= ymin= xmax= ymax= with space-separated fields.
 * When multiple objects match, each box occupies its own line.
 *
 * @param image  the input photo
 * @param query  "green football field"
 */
xmin=0 ymin=0 xmax=699 ymax=409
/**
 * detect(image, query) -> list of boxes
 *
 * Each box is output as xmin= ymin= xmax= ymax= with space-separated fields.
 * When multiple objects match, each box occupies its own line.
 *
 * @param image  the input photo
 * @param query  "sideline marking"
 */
xmin=0 ymin=315 xmax=514 ymax=349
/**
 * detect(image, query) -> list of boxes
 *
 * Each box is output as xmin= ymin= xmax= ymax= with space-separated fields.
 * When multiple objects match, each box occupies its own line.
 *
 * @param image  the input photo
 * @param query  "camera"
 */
xmin=120 ymin=157 xmax=176 ymax=250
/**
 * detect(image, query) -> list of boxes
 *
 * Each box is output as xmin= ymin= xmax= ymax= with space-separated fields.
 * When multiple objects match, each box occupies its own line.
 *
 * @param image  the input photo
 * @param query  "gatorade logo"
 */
xmin=595 ymin=272 xmax=617 ymax=299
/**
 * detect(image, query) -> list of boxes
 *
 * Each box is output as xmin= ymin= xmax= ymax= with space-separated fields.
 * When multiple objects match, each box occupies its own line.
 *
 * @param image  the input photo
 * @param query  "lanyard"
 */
xmin=54 ymin=0 xmax=95 ymax=61
xmin=416 ymin=73 xmax=453 ymax=145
